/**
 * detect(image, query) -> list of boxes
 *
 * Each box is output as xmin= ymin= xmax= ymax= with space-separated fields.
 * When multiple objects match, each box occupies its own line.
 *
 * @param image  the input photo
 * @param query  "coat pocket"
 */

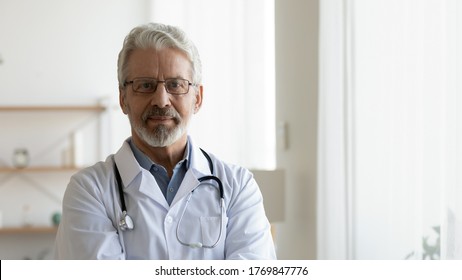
xmin=200 ymin=215 xmax=227 ymax=247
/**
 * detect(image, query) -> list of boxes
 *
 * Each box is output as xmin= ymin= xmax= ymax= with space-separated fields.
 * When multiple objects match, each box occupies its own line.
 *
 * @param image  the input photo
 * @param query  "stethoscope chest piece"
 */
xmin=119 ymin=211 xmax=134 ymax=231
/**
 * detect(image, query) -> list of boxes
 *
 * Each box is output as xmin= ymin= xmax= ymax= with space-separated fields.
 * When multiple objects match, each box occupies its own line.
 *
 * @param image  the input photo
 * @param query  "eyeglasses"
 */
xmin=124 ymin=78 xmax=196 ymax=95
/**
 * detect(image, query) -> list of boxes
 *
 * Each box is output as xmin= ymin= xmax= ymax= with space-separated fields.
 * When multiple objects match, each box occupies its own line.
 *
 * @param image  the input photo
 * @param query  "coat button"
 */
xmin=165 ymin=216 xmax=173 ymax=223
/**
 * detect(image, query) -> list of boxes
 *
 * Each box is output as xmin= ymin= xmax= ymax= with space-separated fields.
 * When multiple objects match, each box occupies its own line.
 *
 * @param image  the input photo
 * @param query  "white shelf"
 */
xmin=0 ymin=105 xmax=106 ymax=112
xmin=0 ymin=227 xmax=58 ymax=235
xmin=0 ymin=166 xmax=81 ymax=173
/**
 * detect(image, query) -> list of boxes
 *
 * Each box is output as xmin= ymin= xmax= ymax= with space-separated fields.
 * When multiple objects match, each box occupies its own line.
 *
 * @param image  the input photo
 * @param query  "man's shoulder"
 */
xmin=202 ymin=151 xmax=252 ymax=180
xmin=69 ymin=155 xmax=115 ymax=185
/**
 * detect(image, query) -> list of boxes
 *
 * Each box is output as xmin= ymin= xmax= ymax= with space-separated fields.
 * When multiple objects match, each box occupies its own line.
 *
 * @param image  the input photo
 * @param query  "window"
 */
xmin=319 ymin=0 xmax=462 ymax=259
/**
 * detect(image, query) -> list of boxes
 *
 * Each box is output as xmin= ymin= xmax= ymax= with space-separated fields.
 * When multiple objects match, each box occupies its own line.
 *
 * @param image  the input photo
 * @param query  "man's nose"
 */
xmin=150 ymin=82 xmax=171 ymax=108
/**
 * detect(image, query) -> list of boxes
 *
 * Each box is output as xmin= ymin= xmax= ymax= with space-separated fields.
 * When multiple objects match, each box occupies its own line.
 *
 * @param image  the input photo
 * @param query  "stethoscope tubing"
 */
xmin=115 ymin=148 xmax=225 ymax=248
xmin=176 ymin=188 xmax=225 ymax=249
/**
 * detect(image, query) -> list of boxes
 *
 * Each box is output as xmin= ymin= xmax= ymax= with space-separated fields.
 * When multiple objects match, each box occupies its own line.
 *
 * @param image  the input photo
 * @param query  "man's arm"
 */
xmin=224 ymin=169 xmax=277 ymax=260
xmin=54 ymin=170 xmax=124 ymax=259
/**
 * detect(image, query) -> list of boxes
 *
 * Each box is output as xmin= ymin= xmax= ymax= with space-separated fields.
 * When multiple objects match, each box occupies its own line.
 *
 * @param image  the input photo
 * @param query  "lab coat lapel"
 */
xmin=170 ymin=139 xmax=211 ymax=207
xmin=138 ymin=170 xmax=169 ymax=210
xmin=114 ymin=139 xmax=169 ymax=210
xmin=171 ymin=170 xmax=200 ymax=206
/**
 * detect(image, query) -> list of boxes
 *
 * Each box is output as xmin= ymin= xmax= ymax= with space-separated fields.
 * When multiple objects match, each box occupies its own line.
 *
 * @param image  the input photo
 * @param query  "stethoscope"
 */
xmin=114 ymin=149 xmax=225 ymax=249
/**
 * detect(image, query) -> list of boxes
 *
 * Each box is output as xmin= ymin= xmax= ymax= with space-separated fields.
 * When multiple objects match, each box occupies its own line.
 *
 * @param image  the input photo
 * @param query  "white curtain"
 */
xmin=147 ymin=0 xmax=275 ymax=170
xmin=318 ymin=0 xmax=462 ymax=259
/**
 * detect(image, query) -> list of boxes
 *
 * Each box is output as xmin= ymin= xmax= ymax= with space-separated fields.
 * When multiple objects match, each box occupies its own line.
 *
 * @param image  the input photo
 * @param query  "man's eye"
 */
xmin=168 ymin=80 xmax=180 ymax=88
xmin=135 ymin=81 xmax=156 ymax=92
xmin=141 ymin=82 xmax=153 ymax=89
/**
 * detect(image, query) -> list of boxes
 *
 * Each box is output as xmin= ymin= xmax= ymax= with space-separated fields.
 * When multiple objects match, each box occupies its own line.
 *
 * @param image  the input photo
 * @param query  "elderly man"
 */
xmin=54 ymin=23 xmax=276 ymax=260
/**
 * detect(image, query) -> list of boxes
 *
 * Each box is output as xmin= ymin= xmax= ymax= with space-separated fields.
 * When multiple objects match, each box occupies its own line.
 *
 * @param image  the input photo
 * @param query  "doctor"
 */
xmin=54 ymin=23 xmax=276 ymax=259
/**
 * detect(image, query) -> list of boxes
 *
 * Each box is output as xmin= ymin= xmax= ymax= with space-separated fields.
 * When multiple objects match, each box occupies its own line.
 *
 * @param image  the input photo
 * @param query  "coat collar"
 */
xmin=113 ymin=136 xmax=214 ymax=208
xmin=113 ymin=138 xmax=142 ymax=189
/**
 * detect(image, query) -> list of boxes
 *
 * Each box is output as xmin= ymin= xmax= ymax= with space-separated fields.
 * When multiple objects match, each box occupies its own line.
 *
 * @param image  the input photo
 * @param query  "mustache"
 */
xmin=142 ymin=107 xmax=180 ymax=122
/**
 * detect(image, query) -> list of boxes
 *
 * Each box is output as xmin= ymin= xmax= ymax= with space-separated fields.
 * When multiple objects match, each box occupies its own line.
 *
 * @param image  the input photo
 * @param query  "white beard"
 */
xmin=127 ymin=105 xmax=186 ymax=147
xmin=134 ymin=121 xmax=185 ymax=147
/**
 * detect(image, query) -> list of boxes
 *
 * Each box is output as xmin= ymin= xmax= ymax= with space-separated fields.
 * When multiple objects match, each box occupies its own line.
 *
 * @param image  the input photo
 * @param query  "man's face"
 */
xmin=119 ymin=48 xmax=202 ymax=148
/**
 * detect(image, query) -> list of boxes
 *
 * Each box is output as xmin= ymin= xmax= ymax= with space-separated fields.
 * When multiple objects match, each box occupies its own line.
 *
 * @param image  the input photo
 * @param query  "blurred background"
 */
xmin=0 ymin=0 xmax=460 ymax=260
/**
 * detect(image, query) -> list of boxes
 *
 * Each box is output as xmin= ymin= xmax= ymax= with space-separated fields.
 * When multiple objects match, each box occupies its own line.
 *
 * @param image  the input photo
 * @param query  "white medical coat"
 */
xmin=54 ymin=138 xmax=276 ymax=259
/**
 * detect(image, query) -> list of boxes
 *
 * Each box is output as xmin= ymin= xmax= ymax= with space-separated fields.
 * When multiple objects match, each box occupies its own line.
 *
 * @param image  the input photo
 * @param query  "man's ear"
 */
xmin=194 ymin=85 xmax=203 ymax=114
xmin=119 ymin=87 xmax=128 ymax=115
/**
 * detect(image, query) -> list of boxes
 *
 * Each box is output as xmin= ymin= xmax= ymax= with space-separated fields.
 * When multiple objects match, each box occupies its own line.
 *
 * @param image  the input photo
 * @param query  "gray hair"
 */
xmin=117 ymin=23 xmax=202 ymax=86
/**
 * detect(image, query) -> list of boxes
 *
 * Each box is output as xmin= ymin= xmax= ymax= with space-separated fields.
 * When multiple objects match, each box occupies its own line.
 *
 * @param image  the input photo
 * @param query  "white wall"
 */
xmin=275 ymin=0 xmax=319 ymax=259
xmin=0 ymin=0 xmax=147 ymax=105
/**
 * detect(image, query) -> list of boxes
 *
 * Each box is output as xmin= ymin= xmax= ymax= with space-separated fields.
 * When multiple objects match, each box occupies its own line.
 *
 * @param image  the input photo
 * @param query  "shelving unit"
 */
xmin=0 ymin=104 xmax=111 ymax=259
xmin=0 ymin=104 xmax=106 ymax=171
xmin=0 ymin=104 xmax=107 ymax=232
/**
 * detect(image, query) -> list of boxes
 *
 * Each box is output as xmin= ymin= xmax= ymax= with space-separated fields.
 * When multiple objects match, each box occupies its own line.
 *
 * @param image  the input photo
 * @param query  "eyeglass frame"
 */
xmin=123 ymin=77 xmax=198 ymax=95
